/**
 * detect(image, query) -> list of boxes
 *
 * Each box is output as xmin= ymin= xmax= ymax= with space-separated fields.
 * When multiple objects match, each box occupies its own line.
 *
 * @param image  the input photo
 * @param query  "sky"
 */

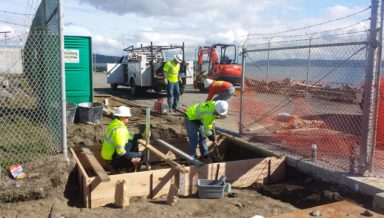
xmin=0 ymin=0 xmax=374 ymax=56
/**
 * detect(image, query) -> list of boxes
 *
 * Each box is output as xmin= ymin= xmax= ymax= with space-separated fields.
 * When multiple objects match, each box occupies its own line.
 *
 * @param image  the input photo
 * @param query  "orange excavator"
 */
xmin=193 ymin=43 xmax=242 ymax=91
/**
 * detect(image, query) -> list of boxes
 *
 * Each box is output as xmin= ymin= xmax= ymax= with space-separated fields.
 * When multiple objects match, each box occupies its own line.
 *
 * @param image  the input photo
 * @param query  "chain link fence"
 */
xmin=238 ymin=2 xmax=384 ymax=176
xmin=0 ymin=0 xmax=63 ymax=173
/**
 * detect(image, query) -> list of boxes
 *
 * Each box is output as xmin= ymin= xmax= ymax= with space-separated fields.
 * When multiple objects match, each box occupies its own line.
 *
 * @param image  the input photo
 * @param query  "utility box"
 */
xmin=64 ymin=35 xmax=93 ymax=104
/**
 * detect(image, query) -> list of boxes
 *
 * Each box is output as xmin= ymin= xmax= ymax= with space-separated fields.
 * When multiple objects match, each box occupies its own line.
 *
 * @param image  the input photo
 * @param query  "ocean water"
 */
xmin=244 ymin=66 xmax=367 ymax=86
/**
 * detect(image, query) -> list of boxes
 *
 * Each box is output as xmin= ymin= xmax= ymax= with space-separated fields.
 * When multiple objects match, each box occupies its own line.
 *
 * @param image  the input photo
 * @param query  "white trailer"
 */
xmin=107 ymin=42 xmax=187 ymax=96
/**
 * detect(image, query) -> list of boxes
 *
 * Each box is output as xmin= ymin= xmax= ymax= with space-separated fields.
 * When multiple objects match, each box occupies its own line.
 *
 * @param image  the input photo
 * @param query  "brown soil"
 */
xmin=0 ymin=95 xmax=373 ymax=217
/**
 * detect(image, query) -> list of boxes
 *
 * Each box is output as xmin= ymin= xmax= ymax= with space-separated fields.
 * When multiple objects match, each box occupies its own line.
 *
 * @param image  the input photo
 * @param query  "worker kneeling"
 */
xmin=184 ymin=100 xmax=228 ymax=160
xmin=101 ymin=106 xmax=142 ymax=171
xmin=204 ymin=79 xmax=235 ymax=102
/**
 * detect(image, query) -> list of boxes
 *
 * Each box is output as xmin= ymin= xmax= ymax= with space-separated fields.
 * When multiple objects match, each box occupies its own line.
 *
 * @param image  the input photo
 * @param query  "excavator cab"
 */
xmin=194 ymin=43 xmax=242 ymax=91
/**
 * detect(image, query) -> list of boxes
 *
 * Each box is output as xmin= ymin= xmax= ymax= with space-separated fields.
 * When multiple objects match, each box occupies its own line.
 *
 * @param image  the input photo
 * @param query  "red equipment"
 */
xmin=154 ymin=98 xmax=169 ymax=114
xmin=194 ymin=44 xmax=242 ymax=91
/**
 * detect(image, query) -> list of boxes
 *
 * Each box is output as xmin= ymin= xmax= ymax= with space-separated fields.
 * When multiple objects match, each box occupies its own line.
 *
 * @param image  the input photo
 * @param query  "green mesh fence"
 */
xmin=0 ymin=0 xmax=63 ymax=173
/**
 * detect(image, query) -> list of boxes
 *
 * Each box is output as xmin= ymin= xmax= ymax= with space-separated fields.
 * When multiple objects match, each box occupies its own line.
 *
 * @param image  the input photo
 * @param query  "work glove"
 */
xmin=207 ymin=134 xmax=215 ymax=142
xmin=164 ymin=79 xmax=168 ymax=85
xmin=178 ymin=77 xmax=183 ymax=84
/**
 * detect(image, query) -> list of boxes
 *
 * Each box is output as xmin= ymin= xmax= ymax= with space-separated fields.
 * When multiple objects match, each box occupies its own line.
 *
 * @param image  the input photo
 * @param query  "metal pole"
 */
xmin=239 ymin=46 xmax=247 ymax=134
xmin=156 ymin=139 xmax=203 ymax=166
xmin=58 ymin=0 xmax=68 ymax=161
xmin=266 ymin=41 xmax=270 ymax=82
xmin=360 ymin=0 xmax=381 ymax=175
xmin=368 ymin=0 xmax=384 ymax=172
xmin=145 ymin=107 xmax=151 ymax=170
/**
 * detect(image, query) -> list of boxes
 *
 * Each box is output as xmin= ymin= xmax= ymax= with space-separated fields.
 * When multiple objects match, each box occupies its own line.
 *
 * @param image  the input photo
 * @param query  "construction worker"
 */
xmin=204 ymin=79 xmax=235 ymax=102
xmin=163 ymin=54 xmax=183 ymax=112
xmin=184 ymin=100 xmax=228 ymax=159
xmin=101 ymin=106 xmax=142 ymax=171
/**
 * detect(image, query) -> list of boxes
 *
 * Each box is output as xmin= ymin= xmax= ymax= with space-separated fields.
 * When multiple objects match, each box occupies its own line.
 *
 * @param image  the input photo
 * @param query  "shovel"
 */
xmin=212 ymin=125 xmax=223 ymax=161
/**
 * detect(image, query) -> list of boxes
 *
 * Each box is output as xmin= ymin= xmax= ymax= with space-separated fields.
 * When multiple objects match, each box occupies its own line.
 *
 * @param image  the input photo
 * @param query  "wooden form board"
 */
xmin=69 ymin=136 xmax=286 ymax=208
xmin=71 ymin=145 xmax=286 ymax=208
xmin=270 ymin=200 xmax=382 ymax=218
xmin=179 ymin=157 xmax=286 ymax=196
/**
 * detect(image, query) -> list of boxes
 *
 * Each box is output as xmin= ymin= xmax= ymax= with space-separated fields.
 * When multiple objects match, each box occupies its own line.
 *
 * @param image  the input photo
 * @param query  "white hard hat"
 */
xmin=214 ymin=100 xmax=228 ymax=115
xmin=114 ymin=106 xmax=132 ymax=117
xmin=203 ymin=79 xmax=213 ymax=88
xmin=174 ymin=54 xmax=183 ymax=63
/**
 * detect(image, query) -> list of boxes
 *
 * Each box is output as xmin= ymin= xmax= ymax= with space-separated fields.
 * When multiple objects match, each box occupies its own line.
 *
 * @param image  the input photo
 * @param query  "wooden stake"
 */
xmin=166 ymin=170 xmax=179 ymax=206
xmin=115 ymin=180 xmax=129 ymax=208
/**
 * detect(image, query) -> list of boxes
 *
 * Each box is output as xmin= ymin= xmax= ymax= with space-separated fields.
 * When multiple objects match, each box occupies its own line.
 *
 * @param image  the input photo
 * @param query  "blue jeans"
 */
xmin=166 ymin=81 xmax=180 ymax=109
xmin=184 ymin=116 xmax=209 ymax=158
xmin=213 ymin=86 xmax=235 ymax=101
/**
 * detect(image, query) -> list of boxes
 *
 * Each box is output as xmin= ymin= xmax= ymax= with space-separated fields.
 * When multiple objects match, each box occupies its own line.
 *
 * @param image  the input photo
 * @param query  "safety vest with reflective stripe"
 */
xmin=163 ymin=60 xmax=180 ymax=83
xmin=101 ymin=118 xmax=132 ymax=160
xmin=185 ymin=101 xmax=216 ymax=135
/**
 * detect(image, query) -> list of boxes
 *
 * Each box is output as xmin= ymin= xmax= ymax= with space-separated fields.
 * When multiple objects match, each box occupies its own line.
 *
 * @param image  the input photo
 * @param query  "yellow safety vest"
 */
xmin=185 ymin=101 xmax=216 ymax=135
xmin=101 ymin=118 xmax=132 ymax=160
xmin=163 ymin=60 xmax=180 ymax=83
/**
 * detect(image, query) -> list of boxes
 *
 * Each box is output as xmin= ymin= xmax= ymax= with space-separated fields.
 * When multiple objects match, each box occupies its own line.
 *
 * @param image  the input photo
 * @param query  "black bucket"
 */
xmin=66 ymin=102 xmax=77 ymax=125
xmin=78 ymin=102 xmax=103 ymax=124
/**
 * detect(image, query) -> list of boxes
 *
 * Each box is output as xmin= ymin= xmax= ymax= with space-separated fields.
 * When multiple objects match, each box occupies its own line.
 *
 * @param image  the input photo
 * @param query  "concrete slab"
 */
xmin=373 ymin=192 xmax=384 ymax=214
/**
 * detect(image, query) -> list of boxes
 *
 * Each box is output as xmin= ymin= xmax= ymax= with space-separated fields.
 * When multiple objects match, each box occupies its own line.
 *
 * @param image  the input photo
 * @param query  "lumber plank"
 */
xmin=270 ymin=200 xmax=382 ymax=218
xmin=70 ymin=148 xmax=90 ymax=181
xmin=138 ymin=139 xmax=189 ymax=173
xmin=179 ymin=157 xmax=285 ymax=196
xmin=87 ymin=168 xmax=174 ymax=208
xmin=81 ymin=147 xmax=110 ymax=182
xmin=79 ymin=156 xmax=285 ymax=208
xmin=218 ymin=131 xmax=282 ymax=157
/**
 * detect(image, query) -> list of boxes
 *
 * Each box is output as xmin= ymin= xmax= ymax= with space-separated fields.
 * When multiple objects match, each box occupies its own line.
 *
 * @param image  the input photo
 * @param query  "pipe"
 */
xmin=156 ymin=139 xmax=203 ymax=166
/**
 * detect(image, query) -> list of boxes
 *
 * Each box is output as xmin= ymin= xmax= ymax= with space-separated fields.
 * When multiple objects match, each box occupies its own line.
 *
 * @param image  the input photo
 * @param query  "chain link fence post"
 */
xmin=239 ymin=46 xmax=247 ymax=135
xmin=360 ymin=0 xmax=382 ymax=175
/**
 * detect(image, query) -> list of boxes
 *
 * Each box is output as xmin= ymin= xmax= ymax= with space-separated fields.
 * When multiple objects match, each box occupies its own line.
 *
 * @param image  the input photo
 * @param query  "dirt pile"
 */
xmin=0 ymin=155 xmax=74 ymax=203
xmin=67 ymin=98 xmax=187 ymax=148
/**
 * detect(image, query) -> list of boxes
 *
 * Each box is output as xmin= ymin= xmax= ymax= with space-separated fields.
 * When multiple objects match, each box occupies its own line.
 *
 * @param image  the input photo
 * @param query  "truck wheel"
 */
xmin=198 ymin=84 xmax=207 ymax=92
xmin=111 ymin=83 xmax=118 ymax=91
xmin=180 ymin=84 xmax=185 ymax=95
xmin=130 ymin=80 xmax=138 ymax=96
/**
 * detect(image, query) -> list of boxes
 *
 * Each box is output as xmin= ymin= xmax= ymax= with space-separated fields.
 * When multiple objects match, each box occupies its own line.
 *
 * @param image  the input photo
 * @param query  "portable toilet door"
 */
xmin=64 ymin=35 xmax=93 ymax=104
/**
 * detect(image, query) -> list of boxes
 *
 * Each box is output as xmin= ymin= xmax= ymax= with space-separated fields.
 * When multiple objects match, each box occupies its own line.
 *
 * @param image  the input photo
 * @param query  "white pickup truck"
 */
xmin=107 ymin=42 xmax=187 ymax=96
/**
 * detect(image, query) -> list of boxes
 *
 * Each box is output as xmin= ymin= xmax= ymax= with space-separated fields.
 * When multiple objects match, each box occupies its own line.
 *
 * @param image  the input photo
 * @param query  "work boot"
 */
xmin=200 ymin=155 xmax=212 ymax=164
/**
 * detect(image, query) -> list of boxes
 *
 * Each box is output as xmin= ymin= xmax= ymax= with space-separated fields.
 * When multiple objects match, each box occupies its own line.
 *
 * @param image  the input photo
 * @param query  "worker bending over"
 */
xmin=163 ymin=54 xmax=183 ymax=112
xmin=204 ymin=79 xmax=235 ymax=101
xmin=101 ymin=106 xmax=142 ymax=171
xmin=184 ymin=100 xmax=228 ymax=159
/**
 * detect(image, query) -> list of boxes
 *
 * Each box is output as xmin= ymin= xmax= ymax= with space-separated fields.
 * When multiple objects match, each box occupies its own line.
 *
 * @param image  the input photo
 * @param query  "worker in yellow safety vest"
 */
xmin=184 ymin=100 xmax=228 ymax=159
xmin=163 ymin=54 xmax=183 ymax=112
xmin=101 ymin=106 xmax=142 ymax=171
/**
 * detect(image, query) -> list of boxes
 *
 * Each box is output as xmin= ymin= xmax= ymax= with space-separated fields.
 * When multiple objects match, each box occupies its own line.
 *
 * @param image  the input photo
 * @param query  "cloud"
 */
xmin=78 ymin=0 xmax=291 ymax=19
xmin=64 ymin=24 xmax=92 ymax=36
xmin=326 ymin=5 xmax=365 ymax=18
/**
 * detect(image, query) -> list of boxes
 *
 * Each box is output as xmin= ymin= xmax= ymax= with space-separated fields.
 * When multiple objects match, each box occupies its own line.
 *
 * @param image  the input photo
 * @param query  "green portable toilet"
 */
xmin=64 ymin=35 xmax=93 ymax=104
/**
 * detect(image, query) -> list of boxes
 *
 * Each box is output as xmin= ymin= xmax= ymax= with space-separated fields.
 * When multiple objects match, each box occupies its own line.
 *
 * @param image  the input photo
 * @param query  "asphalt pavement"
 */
xmin=93 ymin=72 xmax=240 ymax=133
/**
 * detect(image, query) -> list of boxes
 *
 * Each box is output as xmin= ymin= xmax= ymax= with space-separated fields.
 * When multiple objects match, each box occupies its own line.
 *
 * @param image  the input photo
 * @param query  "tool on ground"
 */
xmin=209 ymin=175 xmax=226 ymax=186
xmin=212 ymin=124 xmax=222 ymax=160
xmin=154 ymin=98 xmax=168 ymax=114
